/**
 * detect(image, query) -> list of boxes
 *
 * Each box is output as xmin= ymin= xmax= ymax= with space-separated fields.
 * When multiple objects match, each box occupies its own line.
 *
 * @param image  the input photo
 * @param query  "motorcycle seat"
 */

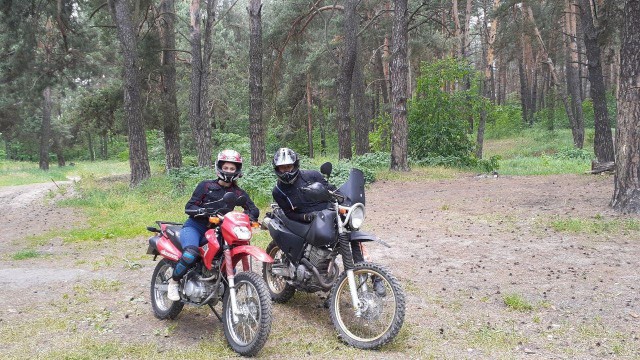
xmin=164 ymin=225 xmax=183 ymax=251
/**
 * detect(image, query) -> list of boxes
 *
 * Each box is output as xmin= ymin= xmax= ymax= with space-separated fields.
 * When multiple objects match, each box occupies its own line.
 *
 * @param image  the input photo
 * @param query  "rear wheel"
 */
xmin=262 ymin=241 xmax=296 ymax=303
xmin=329 ymin=262 xmax=405 ymax=349
xmin=150 ymin=259 xmax=184 ymax=319
xmin=222 ymin=271 xmax=272 ymax=356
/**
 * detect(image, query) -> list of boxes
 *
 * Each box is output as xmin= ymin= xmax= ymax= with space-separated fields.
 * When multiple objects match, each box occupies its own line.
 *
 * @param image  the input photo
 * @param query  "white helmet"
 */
xmin=272 ymin=147 xmax=300 ymax=184
xmin=216 ymin=149 xmax=243 ymax=183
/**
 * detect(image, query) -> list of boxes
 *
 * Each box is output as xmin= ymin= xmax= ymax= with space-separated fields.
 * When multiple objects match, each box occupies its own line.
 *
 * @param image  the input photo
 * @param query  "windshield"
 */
xmin=337 ymin=168 xmax=366 ymax=206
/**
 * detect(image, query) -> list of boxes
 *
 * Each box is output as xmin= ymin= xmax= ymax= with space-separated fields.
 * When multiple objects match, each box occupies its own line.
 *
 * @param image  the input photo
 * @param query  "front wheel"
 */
xmin=222 ymin=271 xmax=272 ymax=356
xmin=329 ymin=262 xmax=405 ymax=349
xmin=262 ymin=241 xmax=296 ymax=303
xmin=150 ymin=259 xmax=184 ymax=319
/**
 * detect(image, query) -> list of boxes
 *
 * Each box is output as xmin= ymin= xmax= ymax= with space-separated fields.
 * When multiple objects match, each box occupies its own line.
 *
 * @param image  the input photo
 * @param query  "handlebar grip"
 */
xmin=185 ymin=209 xmax=202 ymax=216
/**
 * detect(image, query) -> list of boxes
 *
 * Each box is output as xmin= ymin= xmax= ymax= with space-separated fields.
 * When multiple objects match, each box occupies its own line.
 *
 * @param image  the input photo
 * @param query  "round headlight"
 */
xmin=349 ymin=205 xmax=365 ymax=229
xmin=233 ymin=226 xmax=252 ymax=240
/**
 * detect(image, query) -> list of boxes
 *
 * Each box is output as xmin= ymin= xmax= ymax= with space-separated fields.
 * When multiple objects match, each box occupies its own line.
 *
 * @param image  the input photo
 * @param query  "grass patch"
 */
xmin=550 ymin=216 xmax=640 ymax=234
xmin=11 ymin=249 xmax=41 ymax=260
xmin=375 ymin=166 xmax=464 ymax=182
xmin=503 ymin=293 xmax=533 ymax=312
xmin=467 ymin=324 xmax=528 ymax=352
xmin=484 ymin=127 xmax=594 ymax=175
xmin=0 ymin=160 xmax=129 ymax=187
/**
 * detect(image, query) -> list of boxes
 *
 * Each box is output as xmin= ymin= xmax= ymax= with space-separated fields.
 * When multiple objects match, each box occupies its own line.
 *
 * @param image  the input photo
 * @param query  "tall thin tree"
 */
xmin=188 ymin=0 xmax=215 ymax=168
xmin=578 ymin=0 xmax=614 ymax=164
xmin=611 ymin=0 xmax=640 ymax=212
xmin=390 ymin=0 xmax=409 ymax=171
xmin=248 ymin=0 xmax=266 ymax=165
xmin=108 ymin=0 xmax=151 ymax=186
xmin=158 ymin=0 xmax=182 ymax=170
xmin=336 ymin=0 xmax=358 ymax=160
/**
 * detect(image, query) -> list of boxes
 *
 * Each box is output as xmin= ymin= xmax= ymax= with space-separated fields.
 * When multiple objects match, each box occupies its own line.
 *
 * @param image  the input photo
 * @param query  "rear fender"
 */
xmin=155 ymin=236 xmax=182 ymax=261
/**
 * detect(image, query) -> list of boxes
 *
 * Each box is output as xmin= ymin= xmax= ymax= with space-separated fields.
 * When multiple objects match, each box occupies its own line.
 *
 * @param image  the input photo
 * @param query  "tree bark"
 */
xmin=39 ymin=86 xmax=51 ymax=171
xmin=353 ymin=55 xmax=369 ymax=156
xmin=159 ymin=0 xmax=182 ymax=170
xmin=564 ymin=0 xmax=585 ymax=148
xmin=108 ymin=0 xmax=151 ymax=186
xmin=611 ymin=0 xmax=640 ymax=212
xmin=375 ymin=47 xmax=390 ymax=111
xmin=305 ymin=73 xmax=314 ymax=158
xmin=248 ymin=0 xmax=266 ymax=165
xmin=578 ymin=0 xmax=614 ymax=163
xmin=336 ymin=0 xmax=358 ymax=160
xmin=189 ymin=0 xmax=213 ymax=168
xmin=390 ymin=0 xmax=409 ymax=171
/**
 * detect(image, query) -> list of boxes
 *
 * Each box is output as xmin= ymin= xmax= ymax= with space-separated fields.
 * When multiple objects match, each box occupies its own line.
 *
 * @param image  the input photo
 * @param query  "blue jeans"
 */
xmin=180 ymin=218 xmax=208 ymax=250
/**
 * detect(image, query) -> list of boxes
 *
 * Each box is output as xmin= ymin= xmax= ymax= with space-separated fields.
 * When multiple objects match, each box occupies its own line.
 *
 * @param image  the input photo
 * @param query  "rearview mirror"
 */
xmin=320 ymin=162 xmax=332 ymax=177
xmin=222 ymin=192 xmax=238 ymax=208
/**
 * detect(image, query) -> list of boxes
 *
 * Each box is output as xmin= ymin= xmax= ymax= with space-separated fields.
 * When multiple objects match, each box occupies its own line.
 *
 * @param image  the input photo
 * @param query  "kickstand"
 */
xmin=208 ymin=303 xmax=222 ymax=322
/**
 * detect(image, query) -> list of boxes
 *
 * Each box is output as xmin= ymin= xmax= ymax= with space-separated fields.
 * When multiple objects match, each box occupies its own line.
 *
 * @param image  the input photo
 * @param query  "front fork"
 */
xmin=223 ymin=247 xmax=241 ymax=324
xmin=338 ymin=232 xmax=363 ymax=315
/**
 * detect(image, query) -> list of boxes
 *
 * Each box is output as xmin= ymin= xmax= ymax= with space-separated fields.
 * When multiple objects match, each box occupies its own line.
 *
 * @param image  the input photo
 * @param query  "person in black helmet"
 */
xmin=271 ymin=147 xmax=385 ymax=296
xmin=167 ymin=149 xmax=259 ymax=301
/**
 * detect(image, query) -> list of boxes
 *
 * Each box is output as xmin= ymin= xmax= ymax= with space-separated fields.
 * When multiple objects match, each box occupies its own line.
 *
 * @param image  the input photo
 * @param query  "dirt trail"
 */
xmin=1 ymin=173 xmax=639 ymax=359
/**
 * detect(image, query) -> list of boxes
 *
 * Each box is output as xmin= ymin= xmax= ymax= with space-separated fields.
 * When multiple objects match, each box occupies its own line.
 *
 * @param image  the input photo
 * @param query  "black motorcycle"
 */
xmin=261 ymin=163 xmax=405 ymax=349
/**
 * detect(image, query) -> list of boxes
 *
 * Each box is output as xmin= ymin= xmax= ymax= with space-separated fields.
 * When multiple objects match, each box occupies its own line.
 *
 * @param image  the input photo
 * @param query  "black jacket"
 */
xmin=185 ymin=180 xmax=259 ymax=226
xmin=272 ymin=170 xmax=333 ymax=222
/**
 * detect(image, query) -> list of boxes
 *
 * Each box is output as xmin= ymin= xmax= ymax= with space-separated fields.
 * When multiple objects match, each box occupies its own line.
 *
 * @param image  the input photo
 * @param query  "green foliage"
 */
xmin=408 ymin=58 xmax=482 ymax=166
xmin=369 ymin=112 xmax=391 ymax=152
xmin=239 ymin=163 xmax=277 ymax=208
xmin=552 ymin=146 xmax=593 ymax=160
xmin=484 ymin=104 xmax=525 ymax=139
xmin=12 ymin=249 xmax=41 ymax=260
xmin=503 ymin=293 xmax=533 ymax=312
xmin=550 ymin=216 xmax=640 ymax=234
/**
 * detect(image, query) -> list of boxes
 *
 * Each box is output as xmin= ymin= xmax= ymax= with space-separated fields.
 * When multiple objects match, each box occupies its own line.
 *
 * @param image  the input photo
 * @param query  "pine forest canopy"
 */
xmin=0 ymin=0 xmax=638 ymax=210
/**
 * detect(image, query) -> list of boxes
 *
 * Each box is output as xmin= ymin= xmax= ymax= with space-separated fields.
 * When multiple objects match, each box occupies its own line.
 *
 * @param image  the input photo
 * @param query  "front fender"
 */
xmin=231 ymin=245 xmax=274 ymax=264
xmin=350 ymin=230 xmax=391 ymax=248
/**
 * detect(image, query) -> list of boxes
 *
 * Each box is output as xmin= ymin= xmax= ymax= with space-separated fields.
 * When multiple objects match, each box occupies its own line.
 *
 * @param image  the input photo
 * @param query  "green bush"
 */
xmin=368 ymin=113 xmax=391 ymax=152
xmin=485 ymin=104 xmax=524 ymax=139
xmin=408 ymin=58 xmax=479 ymax=163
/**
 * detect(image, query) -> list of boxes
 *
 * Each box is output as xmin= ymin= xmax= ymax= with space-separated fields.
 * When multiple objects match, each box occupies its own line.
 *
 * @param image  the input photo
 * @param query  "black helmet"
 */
xmin=216 ymin=149 xmax=243 ymax=183
xmin=273 ymin=147 xmax=300 ymax=184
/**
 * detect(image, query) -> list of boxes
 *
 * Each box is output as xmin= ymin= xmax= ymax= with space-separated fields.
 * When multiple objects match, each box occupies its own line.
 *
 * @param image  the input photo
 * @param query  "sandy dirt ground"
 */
xmin=0 ymin=173 xmax=639 ymax=359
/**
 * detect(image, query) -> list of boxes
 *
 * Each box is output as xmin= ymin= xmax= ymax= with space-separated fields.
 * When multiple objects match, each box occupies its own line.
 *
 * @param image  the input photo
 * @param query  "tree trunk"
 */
xmin=611 ymin=0 xmax=640 ymax=212
xmin=375 ymin=47 xmax=390 ymax=112
xmin=88 ymin=132 xmax=95 ymax=161
xmin=318 ymin=97 xmax=327 ymax=156
xmin=390 ymin=0 xmax=409 ymax=171
xmin=248 ymin=0 xmax=266 ymax=165
xmin=39 ymin=86 xmax=51 ymax=171
xmin=564 ymin=0 xmax=585 ymax=148
xmin=518 ymin=58 xmax=530 ymax=125
xmin=353 ymin=55 xmax=369 ymax=156
xmin=108 ymin=0 xmax=151 ymax=186
xmin=336 ymin=0 xmax=358 ymax=160
xmin=159 ymin=0 xmax=182 ymax=170
xmin=305 ymin=73 xmax=314 ymax=158
xmin=189 ymin=0 xmax=213 ymax=168
xmin=578 ymin=0 xmax=614 ymax=163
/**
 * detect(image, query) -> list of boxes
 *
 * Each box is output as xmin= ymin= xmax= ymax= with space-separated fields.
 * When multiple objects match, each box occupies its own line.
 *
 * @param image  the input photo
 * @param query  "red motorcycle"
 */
xmin=146 ymin=192 xmax=273 ymax=356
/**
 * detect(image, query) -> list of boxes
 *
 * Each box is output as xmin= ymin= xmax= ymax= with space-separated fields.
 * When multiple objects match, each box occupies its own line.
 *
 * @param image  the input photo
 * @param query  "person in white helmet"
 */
xmin=271 ymin=147 xmax=385 ymax=296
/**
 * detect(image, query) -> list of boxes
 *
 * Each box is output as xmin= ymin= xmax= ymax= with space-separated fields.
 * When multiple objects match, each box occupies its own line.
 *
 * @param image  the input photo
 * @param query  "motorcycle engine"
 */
xmin=308 ymin=245 xmax=333 ymax=274
xmin=183 ymin=275 xmax=218 ymax=303
xmin=295 ymin=245 xmax=335 ymax=292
